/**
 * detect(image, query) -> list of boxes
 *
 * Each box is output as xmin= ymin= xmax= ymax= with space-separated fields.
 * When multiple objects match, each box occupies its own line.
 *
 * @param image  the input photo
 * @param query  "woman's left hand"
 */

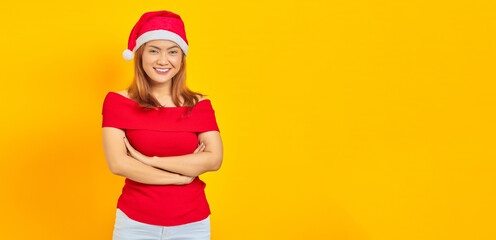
xmin=123 ymin=137 xmax=153 ymax=165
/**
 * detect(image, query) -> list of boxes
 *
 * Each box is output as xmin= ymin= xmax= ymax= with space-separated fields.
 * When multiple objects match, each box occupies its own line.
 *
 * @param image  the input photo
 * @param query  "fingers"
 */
xmin=187 ymin=176 xmax=195 ymax=184
xmin=193 ymin=142 xmax=205 ymax=153
xmin=193 ymin=142 xmax=202 ymax=153
xmin=123 ymin=137 xmax=130 ymax=148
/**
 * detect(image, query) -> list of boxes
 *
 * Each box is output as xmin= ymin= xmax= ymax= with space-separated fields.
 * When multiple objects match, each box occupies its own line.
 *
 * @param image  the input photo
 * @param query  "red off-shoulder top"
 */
xmin=101 ymin=91 xmax=220 ymax=226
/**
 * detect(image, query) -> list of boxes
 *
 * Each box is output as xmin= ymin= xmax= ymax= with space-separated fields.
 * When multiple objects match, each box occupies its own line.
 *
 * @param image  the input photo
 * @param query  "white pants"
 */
xmin=112 ymin=208 xmax=211 ymax=240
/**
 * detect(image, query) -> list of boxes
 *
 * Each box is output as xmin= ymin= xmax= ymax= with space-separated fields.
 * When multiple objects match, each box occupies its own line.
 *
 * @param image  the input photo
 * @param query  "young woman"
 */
xmin=101 ymin=10 xmax=223 ymax=240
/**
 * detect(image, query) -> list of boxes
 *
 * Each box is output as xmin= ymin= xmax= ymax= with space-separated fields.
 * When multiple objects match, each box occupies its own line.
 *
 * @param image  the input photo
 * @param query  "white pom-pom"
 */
xmin=123 ymin=49 xmax=134 ymax=61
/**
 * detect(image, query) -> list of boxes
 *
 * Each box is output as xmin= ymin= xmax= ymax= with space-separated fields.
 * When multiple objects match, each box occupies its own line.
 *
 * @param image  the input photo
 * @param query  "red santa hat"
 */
xmin=123 ymin=10 xmax=189 ymax=61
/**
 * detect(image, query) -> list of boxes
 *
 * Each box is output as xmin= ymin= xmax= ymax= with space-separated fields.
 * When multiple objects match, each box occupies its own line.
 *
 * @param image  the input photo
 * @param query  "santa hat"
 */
xmin=123 ymin=10 xmax=189 ymax=61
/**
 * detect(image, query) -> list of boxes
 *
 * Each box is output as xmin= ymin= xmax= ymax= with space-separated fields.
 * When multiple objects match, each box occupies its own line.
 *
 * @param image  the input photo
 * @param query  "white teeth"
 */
xmin=155 ymin=68 xmax=170 ymax=72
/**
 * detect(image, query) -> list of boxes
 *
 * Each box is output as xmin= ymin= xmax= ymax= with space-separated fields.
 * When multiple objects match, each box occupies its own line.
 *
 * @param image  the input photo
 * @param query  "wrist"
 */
xmin=147 ymin=156 xmax=157 ymax=166
xmin=175 ymin=175 xmax=187 ymax=185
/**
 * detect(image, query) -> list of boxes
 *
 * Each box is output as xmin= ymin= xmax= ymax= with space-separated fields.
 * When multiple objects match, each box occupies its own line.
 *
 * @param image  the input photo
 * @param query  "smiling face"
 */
xmin=141 ymin=40 xmax=183 ymax=86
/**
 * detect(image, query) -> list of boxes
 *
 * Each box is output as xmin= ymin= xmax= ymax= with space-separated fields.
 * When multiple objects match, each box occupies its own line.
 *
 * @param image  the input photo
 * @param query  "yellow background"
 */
xmin=1 ymin=0 xmax=495 ymax=239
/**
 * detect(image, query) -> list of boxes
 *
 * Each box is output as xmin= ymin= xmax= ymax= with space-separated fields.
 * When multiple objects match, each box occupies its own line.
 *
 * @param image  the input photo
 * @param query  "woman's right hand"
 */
xmin=174 ymin=141 xmax=206 ymax=185
xmin=176 ymin=175 xmax=195 ymax=185
xmin=193 ymin=141 xmax=205 ymax=153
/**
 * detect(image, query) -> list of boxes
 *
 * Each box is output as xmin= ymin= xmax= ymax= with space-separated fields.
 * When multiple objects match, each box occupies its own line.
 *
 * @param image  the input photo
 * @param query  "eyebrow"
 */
xmin=148 ymin=45 xmax=179 ymax=50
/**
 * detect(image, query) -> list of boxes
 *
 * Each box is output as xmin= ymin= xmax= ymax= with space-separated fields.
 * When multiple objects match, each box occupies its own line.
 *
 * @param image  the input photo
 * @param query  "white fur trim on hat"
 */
xmin=134 ymin=30 xmax=189 ymax=56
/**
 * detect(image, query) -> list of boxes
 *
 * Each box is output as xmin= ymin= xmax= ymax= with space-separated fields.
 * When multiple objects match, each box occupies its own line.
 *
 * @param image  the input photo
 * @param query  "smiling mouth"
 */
xmin=154 ymin=68 xmax=170 ymax=72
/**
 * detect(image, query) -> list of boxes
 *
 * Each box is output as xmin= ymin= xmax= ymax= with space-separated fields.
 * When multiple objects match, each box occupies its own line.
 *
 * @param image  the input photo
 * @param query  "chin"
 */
xmin=150 ymin=78 xmax=172 ymax=84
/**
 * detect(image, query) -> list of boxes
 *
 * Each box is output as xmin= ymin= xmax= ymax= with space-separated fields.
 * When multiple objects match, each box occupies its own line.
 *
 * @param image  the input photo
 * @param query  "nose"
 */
xmin=157 ymin=53 xmax=168 ymax=65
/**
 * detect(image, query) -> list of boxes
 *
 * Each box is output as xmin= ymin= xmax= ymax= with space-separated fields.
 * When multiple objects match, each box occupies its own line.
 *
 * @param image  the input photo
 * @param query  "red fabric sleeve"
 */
xmin=101 ymin=92 xmax=220 ymax=133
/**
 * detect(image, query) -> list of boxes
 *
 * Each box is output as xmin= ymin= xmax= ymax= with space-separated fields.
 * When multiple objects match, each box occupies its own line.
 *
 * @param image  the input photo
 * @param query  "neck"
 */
xmin=150 ymin=81 xmax=172 ymax=98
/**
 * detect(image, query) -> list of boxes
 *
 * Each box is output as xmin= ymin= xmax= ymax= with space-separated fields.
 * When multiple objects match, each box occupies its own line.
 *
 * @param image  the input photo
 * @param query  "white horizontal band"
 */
xmin=133 ymin=30 xmax=188 ymax=56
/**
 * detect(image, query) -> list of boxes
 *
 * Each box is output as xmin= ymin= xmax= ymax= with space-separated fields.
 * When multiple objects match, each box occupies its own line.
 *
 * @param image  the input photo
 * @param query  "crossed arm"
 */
xmin=102 ymin=126 xmax=223 ymax=185
xmin=123 ymin=130 xmax=223 ymax=178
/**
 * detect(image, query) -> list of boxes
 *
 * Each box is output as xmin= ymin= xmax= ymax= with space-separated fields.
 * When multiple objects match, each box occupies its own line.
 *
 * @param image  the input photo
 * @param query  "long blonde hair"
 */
xmin=126 ymin=42 xmax=205 ymax=111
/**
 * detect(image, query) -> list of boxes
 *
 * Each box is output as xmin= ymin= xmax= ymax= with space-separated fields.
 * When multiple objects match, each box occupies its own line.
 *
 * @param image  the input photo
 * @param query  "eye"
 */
xmin=170 ymin=50 xmax=177 ymax=54
xmin=150 ymin=50 xmax=158 ymax=53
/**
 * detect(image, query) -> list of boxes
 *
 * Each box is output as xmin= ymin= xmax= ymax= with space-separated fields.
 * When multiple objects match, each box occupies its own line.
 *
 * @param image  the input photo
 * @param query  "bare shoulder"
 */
xmin=116 ymin=90 xmax=130 ymax=98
